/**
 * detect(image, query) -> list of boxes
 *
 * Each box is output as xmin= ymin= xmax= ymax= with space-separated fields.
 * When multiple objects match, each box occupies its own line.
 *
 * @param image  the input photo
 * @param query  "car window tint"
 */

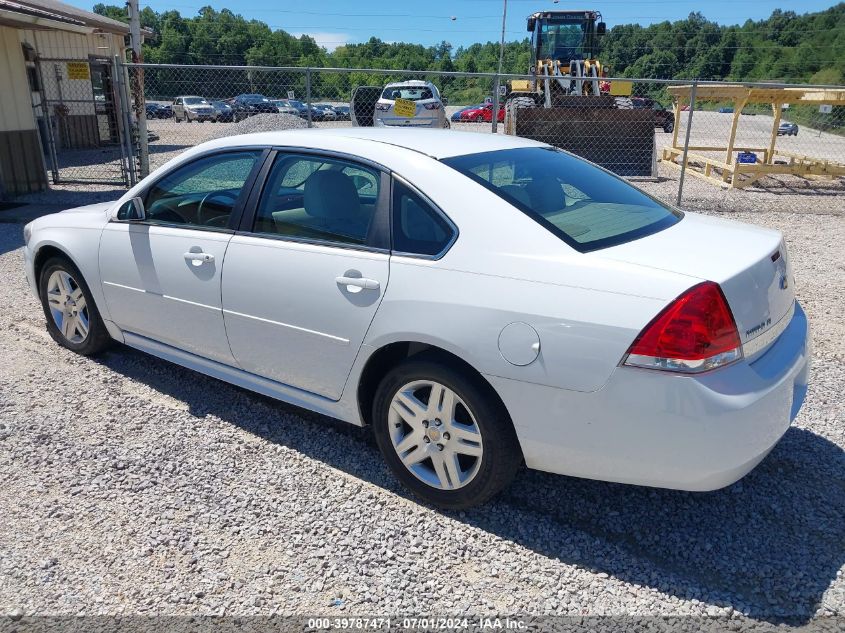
xmin=443 ymin=147 xmax=681 ymax=252
xmin=392 ymin=181 xmax=454 ymax=257
xmin=254 ymin=154 xmax=381 ymax=246
xmin=143 ymin=151 xmax=261 ymax=229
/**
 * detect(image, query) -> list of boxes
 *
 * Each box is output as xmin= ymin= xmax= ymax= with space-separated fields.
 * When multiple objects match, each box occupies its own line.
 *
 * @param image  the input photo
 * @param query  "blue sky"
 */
xmin=79 ymin=0 xmax=837 ymax=51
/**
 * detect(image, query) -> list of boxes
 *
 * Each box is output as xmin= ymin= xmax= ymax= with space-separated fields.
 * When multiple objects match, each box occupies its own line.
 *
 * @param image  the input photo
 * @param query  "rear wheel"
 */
xmin=372 ymin=357 xmax=521 ymax=509
xmin=38 ymin=257 xmax=111 ymax=356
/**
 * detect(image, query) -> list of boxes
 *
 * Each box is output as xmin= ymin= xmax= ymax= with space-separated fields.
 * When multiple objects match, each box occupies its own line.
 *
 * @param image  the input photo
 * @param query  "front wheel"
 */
xmin=39 ymin=257 xmax=111 ymax=356
xmin=372 ymin=357 xmax=521 ymax=509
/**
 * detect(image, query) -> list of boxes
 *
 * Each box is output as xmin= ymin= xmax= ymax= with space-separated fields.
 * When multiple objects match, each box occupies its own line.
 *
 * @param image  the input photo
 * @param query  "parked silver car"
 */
xmin=173 ymin=96 xmax=215 ymax=122
xmin=270 ymin=100 xmax=301 ymax=117
xmin=313 ymin=104 xmax=338 ymax=121
xmin=374 ymin=80 xmax=449 ymax=129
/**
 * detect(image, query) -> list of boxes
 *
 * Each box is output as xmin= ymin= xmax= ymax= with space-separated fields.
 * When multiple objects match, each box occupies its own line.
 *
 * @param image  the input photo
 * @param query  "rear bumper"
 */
xmin=488 ymin=302 xmax=811 ymax=491
xmin=375 ymin=116 xmax=441 ymax=128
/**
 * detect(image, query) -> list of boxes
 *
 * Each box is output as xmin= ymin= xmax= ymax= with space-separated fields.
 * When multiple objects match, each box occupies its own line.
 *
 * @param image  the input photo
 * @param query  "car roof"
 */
xmin=196 ymin=128 xmax=547 ymax=160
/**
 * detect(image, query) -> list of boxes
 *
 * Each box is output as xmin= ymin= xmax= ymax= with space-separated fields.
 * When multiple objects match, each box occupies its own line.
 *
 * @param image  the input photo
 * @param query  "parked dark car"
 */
xmin=211 ymin=100 xmax=234 ymax=122
xmin=778 ymin=122 xmax=799 ymax=136
xmin=631 ymin=97 xmax=674 ymax=133
xmin=333 ymin=105 xmax=351 ymax=121
xmin=145 ymin=102 xmax=173 ymax=119
xmin=282 ymin=99 xmax=324 ymax=120
xmin=230 ymin=94 xmax=279 ymax=122
xmin=313 ymin=104 xmax=338 ymax=121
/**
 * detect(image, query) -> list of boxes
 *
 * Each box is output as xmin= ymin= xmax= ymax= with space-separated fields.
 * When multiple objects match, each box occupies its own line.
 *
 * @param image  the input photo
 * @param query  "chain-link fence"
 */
xmin=96 ymin=63 xmax=845 ymax=208
xmin=36 ymin=58 xmax=131 ymax=185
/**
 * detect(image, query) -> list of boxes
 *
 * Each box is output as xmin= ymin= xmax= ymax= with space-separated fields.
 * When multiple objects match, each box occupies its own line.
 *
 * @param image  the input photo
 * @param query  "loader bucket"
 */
xmin=512 ymin=105 xmax=657 ymax=177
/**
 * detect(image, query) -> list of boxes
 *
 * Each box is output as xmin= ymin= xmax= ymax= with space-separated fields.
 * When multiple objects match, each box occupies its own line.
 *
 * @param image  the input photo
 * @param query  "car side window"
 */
xmin=253 ymin=154 xmax=381 ymax=247
xmin=142 ymin=151 xmax=261 ymax=229
xmin=392 ymin=180 xmax=454 ymax=257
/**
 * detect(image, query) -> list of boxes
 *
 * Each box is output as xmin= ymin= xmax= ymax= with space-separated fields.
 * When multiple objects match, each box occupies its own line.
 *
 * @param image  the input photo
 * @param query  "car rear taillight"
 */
xmin=623 ymin=281 xmax=742 ymax=373
xmin=375 ymin=103 xmax=390 ymax=111
xmin=424 ymin=103 xmax=441 ymax=110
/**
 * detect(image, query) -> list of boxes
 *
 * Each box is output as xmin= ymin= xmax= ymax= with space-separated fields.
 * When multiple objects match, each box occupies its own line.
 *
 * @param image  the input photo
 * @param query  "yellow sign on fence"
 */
xmin=609 ymin=80 xmax=633 ymax=97
xmin=66 ymin=62 xmax=90 ymax=81
xmin=393 ymin=97 xmax=416 ymax=118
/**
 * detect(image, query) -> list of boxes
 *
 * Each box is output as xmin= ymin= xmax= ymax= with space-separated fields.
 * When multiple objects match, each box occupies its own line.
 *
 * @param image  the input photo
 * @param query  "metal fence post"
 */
xmin=113 ymin=56 xmax=133 ymax=187
xmin=117 ymin=58 xmax=138 ymax=186
xmin=675 ymin=79 xmax=698 ymax=207
xmin=305 ymin=68 xmax=313 ymax=128
xmin=491 ymin=75 xmax=500 ymax=134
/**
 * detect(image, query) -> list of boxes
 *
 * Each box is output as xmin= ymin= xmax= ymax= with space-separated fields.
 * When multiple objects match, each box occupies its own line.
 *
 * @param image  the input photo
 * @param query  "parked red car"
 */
xmin=459 ymin=103 xmax=505 ymax=123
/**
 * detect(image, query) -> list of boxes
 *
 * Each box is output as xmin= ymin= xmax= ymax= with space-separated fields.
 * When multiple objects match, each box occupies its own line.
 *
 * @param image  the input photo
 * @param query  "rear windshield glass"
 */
xmin=382 ymin=86 xmax=434 ymax=101
xmin=442 ymin=147 xmax=682 ymax=252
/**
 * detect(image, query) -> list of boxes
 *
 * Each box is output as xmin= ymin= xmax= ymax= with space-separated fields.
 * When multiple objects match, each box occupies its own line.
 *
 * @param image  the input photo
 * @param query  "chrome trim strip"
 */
xmin=103 ymin=281 xmax=146 ymax=293
xmin=222 ymin=309 xmax=350 ymax=345
xmin=162 ymin=295 xmax=220 ymax=311
xmin=743 ymin=301 xmax=795 ymax=358
xmin=104 ymin=283 xmax=220 ymax=312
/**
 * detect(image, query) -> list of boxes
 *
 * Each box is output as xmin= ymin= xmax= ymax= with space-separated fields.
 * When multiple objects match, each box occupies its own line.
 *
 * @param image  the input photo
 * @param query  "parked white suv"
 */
xmin=173 ymin=96 xmax=215 ymax=122
xmin=374 ymin=80 xmax=449 ymax=129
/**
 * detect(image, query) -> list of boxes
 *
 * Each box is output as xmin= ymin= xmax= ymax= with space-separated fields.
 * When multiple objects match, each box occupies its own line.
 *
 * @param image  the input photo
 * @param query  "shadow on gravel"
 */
xmin=0 ymin=223 xmax=23 ymax=256
xmin=97 ymin=345 xmax=844 ymax=624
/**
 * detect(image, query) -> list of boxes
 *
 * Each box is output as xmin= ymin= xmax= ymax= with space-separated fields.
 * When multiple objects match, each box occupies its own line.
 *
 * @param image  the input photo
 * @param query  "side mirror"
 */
xmin=597 ymin=22 xmax=607 ymax=35
xmin=116 ymin=196 xmax=146 ymax=221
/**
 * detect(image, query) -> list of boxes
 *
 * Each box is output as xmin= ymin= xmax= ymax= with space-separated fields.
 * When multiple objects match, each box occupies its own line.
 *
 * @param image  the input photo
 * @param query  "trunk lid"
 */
xmin=598 ymin=212 xmax=795 ymax=355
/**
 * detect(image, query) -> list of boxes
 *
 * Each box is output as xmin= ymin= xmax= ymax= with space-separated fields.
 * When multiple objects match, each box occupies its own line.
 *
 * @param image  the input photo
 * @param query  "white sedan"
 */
xmin=23 ymin=129 xmax=811 ymax=509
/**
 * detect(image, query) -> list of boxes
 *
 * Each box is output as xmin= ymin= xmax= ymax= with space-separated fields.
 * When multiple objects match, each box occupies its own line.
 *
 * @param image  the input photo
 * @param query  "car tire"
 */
xmin=372 ymin=356 xmax=522 ymax=509
xmin=663 ymin=122 xmax=674 ymax=133
xmin=38 ymin=257 xmax=111 ymax=356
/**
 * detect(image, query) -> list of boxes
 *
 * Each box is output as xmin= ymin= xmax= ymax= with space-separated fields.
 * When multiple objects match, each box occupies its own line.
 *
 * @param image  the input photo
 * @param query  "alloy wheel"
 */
xmin=388 ymin=380 xmax=484 ymax=490
xmin=45 ymin=270 xmax=89 ymax=344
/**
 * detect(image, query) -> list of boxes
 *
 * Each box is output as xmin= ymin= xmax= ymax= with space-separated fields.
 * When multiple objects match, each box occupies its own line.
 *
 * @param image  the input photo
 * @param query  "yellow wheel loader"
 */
xmin=504 ymin=10 xmax=658 ymax=176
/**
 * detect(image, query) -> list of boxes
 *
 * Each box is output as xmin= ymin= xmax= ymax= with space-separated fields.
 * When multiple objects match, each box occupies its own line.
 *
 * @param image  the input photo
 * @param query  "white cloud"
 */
xmin=290 ymin=31 xmax=354 ymax=52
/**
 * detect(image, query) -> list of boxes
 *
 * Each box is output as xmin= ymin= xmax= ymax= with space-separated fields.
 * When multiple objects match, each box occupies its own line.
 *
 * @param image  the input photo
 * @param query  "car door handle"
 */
xmin=335 ymin=276 xmax=380 ymax=290
xmin=184 ymin=252 xmax=215 ymax=264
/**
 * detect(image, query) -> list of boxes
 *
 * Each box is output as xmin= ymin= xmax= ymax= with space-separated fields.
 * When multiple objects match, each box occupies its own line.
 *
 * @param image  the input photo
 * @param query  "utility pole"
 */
xmin=491 ymin=0 xmax=507 ymax=134
xmin=127 ymin=0 xmax=149 ymax=177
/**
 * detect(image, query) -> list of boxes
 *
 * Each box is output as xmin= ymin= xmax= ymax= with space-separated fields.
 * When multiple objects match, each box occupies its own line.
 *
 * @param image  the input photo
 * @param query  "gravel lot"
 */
xmin=1 ymin=181 xmax=843 ymax=624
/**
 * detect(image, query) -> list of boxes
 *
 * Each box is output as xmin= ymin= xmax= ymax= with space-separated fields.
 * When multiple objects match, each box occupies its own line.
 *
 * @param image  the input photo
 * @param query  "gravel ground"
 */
xmin=0 ymin=192 xmax=843 ymax=624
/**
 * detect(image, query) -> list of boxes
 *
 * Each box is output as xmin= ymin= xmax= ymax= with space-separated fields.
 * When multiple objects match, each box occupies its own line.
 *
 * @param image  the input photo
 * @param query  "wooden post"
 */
xmin=671 ymin=97 xmax=683 ymax=149
xmin=723 ymin=92 xmax=750 ymax=182
xmin=767 ymin=101 xmax=783 ymax=165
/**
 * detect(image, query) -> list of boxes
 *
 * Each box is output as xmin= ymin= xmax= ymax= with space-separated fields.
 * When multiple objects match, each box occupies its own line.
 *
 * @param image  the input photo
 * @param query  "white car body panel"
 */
xmin=22 ymin=129 xmax=811 ymax=493
xmin=222 ymin=235 xmax=390 ymax=400
xmin=98 ymin=224 xmax=237 ymax=365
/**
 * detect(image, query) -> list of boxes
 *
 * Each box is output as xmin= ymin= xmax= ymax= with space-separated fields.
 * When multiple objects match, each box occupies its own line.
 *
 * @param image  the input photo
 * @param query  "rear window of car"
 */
xmin=442 ymin=147 xmax=682 ymax=252
xmin=382 ymin=86 xmax=435 ymax=101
